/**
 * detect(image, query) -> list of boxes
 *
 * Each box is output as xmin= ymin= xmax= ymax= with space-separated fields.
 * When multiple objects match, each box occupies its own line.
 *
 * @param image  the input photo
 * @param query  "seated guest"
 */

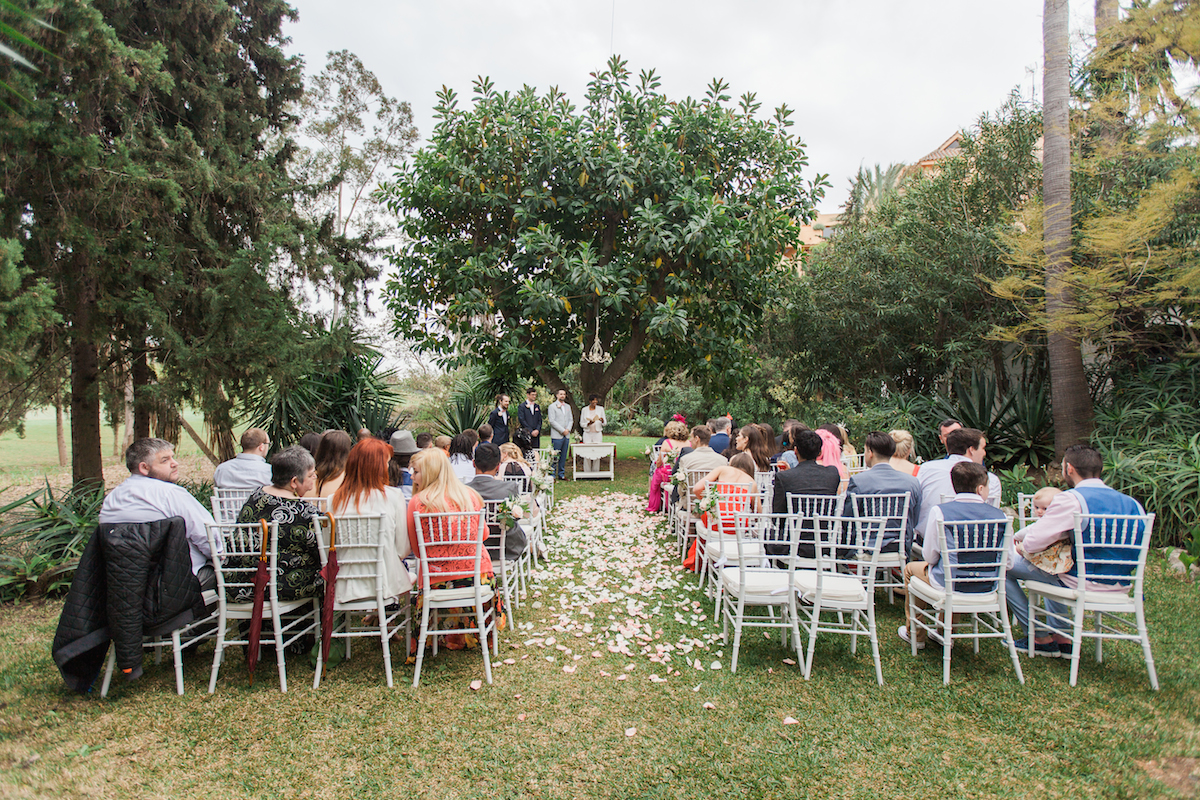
xmin=231 ymin=446 xmax=322 ymax=602
xmin=415 ymin=432 xmax=433 ymax=450
xmin=297 ymin=432 xmax=322 ymax=454
xmin=213 ymin=428 xmax=272 ymax=491
xmin=735 ymin=424 xmax=773 ymax=472
xmin=888 ymin=429 xmax=920 ymax=477
xmin=357 ymin=427 xmax=373 ymax=441
xmin=407 ymin=448 xmax=499 ymax=649
xmin=448 ymin=430 xmax=479 ymax=484
xmin=672 ymin=425 xmax=728 ymax=504
xmin=1031 ymin=486 xmax=1062 ymax=518
xmin=842 ymin=431 xmax=922 ymax=554
xmin=758 ymin=423 xmax=779 ymax=464
xmin=708 ymin=417 xmax=732 ymax=456
xmin=477 ymin=423 xmax=494 ymax=444
xmin=937 ymin=418 xmax=963 ymax=457
xmin=1006 ymin=445 xmax=1144 ymax=657
xmin=900 ymin=461 xmax=1006 ymax=648
xmin=648 ymin=421 xmax=689 ymax=513
xmin=330 ymin=438 xmax=412 ymax=604
xmin=433 ymin=434 xmax=451 ymax=453
xmin=311 ymin=430 xmax=352 ymax=498
xmin=388 ymin=430 xmax=420 ymax=499
xmin=100 ymin=438 xmax=218 ymax=589
xmin=684 ymin=453 xmax=758 ymax=568
xmin=692 ymin=452 xmax=759 ymax=501
xmin=815 ymin=425 xmax=849 ymax=479
xmin=771 ymin=430 xmax=841 ymax=514
xmin=915 ymin=427 xmax=1002 ymax=537
xmin=466 ymin=443 xmax=529 ymax=561
xmin=499 ymin=442 xmax=533 ymax=477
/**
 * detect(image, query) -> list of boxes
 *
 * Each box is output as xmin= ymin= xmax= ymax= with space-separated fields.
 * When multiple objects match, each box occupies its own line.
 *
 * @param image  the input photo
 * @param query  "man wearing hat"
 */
xmin=389 ymin=430 xmax=420 ymax=500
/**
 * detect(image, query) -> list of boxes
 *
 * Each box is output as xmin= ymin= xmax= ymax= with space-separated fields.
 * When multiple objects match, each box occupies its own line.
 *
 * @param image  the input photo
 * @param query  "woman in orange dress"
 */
xmin=406 ymin=448 xmax=501 ymax=650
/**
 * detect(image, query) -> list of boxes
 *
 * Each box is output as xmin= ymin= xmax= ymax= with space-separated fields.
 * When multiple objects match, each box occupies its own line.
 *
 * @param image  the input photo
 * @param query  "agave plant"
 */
xmin=432 ymin=371 xmax=492 ymax=437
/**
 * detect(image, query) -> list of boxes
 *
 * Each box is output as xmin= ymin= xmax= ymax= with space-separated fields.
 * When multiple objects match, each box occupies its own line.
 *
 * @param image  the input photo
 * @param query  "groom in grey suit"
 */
xmin=841 ymin=431 xmax=922 ymax=555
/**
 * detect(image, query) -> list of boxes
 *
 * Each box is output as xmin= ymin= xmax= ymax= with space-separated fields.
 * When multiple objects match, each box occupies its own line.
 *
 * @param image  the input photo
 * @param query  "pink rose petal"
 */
xmin=625 ymin=727 xmax=637 ymax=737
xmin=783 ymin=716 xmax=799 ymax=725
xmin=469 ymin=680 xmax=482 ymax=691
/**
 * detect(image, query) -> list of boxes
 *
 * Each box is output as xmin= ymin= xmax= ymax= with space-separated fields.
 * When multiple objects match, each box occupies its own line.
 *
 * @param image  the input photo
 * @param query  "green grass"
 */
xmin=0 ymin=442 xmax=1197 ymax=798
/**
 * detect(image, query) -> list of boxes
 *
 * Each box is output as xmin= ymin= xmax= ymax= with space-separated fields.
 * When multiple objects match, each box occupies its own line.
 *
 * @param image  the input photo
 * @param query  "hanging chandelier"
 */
xmin=582 ymin=310 xmax=610 ymax=364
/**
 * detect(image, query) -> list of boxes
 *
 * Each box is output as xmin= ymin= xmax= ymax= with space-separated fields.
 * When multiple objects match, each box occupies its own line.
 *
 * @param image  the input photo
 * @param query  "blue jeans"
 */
xmin=551 ymin=436 xmax=569 ymax=479
xmin=1006 ymin=555 xmax=1071 ymax=637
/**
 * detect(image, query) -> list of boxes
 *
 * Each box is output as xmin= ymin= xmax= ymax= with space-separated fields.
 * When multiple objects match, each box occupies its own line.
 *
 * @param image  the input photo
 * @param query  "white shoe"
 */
xmin=898 ymin=625 xmax=925 ymax=650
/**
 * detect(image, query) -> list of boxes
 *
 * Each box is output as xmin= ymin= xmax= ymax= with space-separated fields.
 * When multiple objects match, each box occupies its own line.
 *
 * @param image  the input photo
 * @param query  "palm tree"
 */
xmin=842 ymin=163 xmax=905 ymax=224
xmin=1043 ymin=0 xmax=1094 ymax=458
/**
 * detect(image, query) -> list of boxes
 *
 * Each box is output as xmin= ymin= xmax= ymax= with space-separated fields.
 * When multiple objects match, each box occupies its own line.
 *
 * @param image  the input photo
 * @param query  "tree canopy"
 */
xmin=379 ymin=57 xmax=825 ymax=403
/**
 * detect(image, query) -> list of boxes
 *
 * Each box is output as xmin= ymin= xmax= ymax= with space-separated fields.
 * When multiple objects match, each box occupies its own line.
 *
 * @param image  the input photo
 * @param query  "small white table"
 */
xmin=571 ymin=443 xmax=616 ymax=480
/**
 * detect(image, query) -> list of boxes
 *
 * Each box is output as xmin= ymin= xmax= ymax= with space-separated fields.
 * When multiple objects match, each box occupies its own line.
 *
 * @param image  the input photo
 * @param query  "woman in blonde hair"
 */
xmin=647 ymin=420 xmax=689 ymax=513
xmin=499 ymin=442 xmax=532 ymax=477
xmin=888 ymin=429 xmax=920 ymax=477
xmin=405 ymin=448 xmax=500 ymax=650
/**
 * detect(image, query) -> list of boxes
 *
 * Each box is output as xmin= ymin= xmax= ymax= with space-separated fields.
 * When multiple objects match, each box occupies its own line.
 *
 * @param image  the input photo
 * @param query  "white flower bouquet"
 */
xmin=499 ymin=495 xmax=529 ymax=529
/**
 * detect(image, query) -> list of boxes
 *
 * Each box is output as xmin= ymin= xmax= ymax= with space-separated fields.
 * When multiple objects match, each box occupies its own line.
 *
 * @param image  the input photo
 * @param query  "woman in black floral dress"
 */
xmin=231 ymin=446 xmax=323 ymax=602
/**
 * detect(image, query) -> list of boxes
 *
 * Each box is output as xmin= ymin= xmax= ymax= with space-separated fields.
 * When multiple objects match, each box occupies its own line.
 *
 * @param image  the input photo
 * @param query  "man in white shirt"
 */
xmin=937 ymin=418 xmax=962 ymax=456
xmin=212 ymin=428 xmax=271 ymax=490
xmin=915 ymin=427 xmax=1002 ymax=541
xmin=100 ymin=438 xmax=218 ymax=589
xmin=547 ymin=389 xmax=573 ymax=480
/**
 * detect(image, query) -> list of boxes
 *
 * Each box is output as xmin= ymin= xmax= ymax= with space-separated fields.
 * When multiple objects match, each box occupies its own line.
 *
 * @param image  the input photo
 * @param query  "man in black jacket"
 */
xmin=517 ymin=387 xmax=543 ymax=454
xmin=487 ymin=394 xmax=511 ymax=445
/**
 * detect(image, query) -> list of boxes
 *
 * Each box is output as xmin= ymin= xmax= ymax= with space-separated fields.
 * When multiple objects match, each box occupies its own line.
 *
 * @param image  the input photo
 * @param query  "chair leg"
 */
xmin=1094 ymin=610 xmax=1103 ymax=664
xmin=803 ymin=607 xmax=819 ymax=680
xmin=1069 ymin=603 xmax=1086 ymax=687
xmin=478 ymin=605 xmax=493 ymax=685
xmin=171 ymin=629 xmax=185 ymax=695
xmin=100 ymin=647 xmax=116 ymax=698
xmin=1000 ymin=607 xmax=1025 ymax=685
xmin=867 ymin=606 xmax=883 ymax=686
xmin=208 ymin=616 xmax=228 ymax=694
xmin=1136 ymin=603 xmax=1160 ymax=691
xmin=942 ymin=617 xmax=952 ymax=686
xmin=380 ymin=606 xmax=394 ymax=689
xmin=274 ymin=608 xmax=288 ymax=694
xmin=412 ymin=604 xmax=432 ymax=688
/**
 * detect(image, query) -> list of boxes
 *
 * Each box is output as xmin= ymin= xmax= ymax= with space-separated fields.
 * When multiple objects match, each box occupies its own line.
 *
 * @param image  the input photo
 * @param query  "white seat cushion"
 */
xmin=705 ymin=537 xmax=765 ymax=561
xmin=1025 ymin=580 xmax=1134 ymax=608
xmin=720 ymin=568 xmax=794 ymax=600
xmin=426 ymin=585 xmax=496 ymax=605
xmin=794 ymin=572 xmax=868 ymax=604
xmin=907 ymin=577 xmax=999 ymax=608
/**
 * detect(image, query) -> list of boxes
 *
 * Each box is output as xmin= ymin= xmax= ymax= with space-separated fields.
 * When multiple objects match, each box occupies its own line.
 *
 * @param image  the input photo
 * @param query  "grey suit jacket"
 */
xmin=467 ymin=475 xmax=527 ymax=561
xmin=842 ymin=462 xmax=922 ymax=551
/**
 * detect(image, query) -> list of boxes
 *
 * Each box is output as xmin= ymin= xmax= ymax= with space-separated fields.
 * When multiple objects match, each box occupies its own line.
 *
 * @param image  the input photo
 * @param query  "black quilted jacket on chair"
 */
xmin=51 ymin=517 xmax=206 ymax=693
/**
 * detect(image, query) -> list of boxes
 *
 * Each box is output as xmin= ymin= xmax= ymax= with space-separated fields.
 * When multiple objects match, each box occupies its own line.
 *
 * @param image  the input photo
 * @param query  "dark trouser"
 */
xmin=552 ymin=436 xmax=569 ymax=478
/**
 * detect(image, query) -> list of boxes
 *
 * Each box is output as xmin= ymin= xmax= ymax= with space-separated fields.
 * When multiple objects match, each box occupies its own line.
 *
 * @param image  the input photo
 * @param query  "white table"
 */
xmin=571 ymin=443 xmax=616 ymax=480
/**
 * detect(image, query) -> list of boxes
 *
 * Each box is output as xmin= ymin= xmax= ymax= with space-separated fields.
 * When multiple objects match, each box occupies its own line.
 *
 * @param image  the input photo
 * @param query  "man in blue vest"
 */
xmin=899 ymin=461 xmax=1006 ymax=649
xmin=1006 ymin=444 xmax=1147 ymax=657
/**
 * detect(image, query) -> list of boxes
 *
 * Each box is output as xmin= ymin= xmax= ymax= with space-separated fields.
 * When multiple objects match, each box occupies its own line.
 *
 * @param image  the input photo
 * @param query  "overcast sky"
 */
xmin=282 ymin=1 xmax=1096 ymax=213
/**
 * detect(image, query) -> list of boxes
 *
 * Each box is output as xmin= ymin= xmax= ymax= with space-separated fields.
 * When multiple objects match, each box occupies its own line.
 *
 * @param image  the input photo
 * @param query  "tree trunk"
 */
xmin=55 ymin=391 xmax=68 ymax=468
xmin=154 ymin=399 xmax=181 ymax=446
xmin=131 ymin=346 xmax=151 ymax=439
xmin=1044 ymin=0 xmax=1094 ymax=459
xmin=122 ymin=372 xmax=135 ymax=453
xmin=69 ymin=261 xmax=104 ymax=487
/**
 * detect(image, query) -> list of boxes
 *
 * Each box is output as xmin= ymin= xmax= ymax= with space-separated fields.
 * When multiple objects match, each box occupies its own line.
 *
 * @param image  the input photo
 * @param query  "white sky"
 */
xmin=282 ymin=0 xmax=1097 ymax=214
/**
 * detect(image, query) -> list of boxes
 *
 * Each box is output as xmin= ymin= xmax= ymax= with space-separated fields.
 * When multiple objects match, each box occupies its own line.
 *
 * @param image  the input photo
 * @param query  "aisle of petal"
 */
xmin=506 ymin=492 xmax=728 ymax=682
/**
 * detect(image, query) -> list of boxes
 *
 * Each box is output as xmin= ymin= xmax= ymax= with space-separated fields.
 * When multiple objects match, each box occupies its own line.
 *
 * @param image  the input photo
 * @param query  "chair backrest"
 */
xmin=502 ymin=473 xmax=532 ymax=495
xmin=479 ymin=498 xmax=511 ymax=561
xmin=811 ymin=514 xmax=887 ymax=590
xmin=842 ymin=452 xmax=866 ymax=472
xmin=205 ymin=520 xmax=281 ymax=605
xmin=705 ymin=482 xmax=757 ymax=535
xmin=534 ymin=448 xmax=556 ymax=469
xmin=210 ymin=488 xmax=255 ymax=524
xmin=846 ymin=492 xmax=910 ymax=548
xmin=681 ymin=468 xmax=712 ymax=513
xmin=314 ymin=514 xmax=387 ymax=603
xmin=787 ymin=492 xmax=845 ymax=519
xmin=1016 ymin=492 xmax=1035 ymax=530
xmin=412 ymin=509 xmax=488 ymax=592
xmin=307 ymin=496 xmax=330 ymax=514
xmin=1073 ymin=512 xmax=1154 ymax=590
xmin=733 ymin=510 xmax=795 ymax=574
xmin=754 ymin=471 xmax=774 ymax=509
xmin=936 ymin=517 xmax=1012 ymax=595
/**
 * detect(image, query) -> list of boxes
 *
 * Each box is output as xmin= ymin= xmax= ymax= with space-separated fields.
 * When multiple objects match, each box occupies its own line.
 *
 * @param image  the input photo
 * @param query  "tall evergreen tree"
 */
xmin=0 ymin=0 xmax=346 ymax=483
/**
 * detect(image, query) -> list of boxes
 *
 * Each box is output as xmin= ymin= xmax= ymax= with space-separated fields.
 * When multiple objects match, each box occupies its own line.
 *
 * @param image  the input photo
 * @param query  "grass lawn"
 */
xmin=0 ymin=438 xmax=1197 ymax=798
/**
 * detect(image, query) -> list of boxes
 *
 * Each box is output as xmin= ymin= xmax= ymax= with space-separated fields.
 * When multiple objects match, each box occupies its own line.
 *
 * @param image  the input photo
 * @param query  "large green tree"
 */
xmin=0 ymin=0 xmax=343 ymax=483
xmin=378 ymin=57 xmax=824 ymax=405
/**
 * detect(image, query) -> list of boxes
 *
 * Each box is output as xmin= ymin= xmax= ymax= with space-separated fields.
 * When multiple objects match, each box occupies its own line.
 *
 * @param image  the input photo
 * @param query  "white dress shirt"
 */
xmin=915 ymin=454 xmax=1002 ymax=534
xmin=99 ymin=475 xmax=218 ymax=574
xmin=212 ymin=453 xmax=271 ymax=491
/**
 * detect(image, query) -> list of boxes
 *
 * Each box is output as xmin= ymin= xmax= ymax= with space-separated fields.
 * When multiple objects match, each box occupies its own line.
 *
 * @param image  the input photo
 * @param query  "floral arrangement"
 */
xmin=499 ymin=495 xmax=529 ymax=529
xmin=695 ymin=483 xmax=719 ymax=514
xmin=530 ymin=464 xmax=552 ymax=492
xmin=669 ymin=470 xmax=689 ymax=492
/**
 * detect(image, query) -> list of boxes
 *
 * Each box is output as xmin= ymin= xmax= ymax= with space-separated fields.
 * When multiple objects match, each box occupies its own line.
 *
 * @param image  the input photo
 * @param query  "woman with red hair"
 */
xmin=329 ymin=438 xmax=413 ymax=604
